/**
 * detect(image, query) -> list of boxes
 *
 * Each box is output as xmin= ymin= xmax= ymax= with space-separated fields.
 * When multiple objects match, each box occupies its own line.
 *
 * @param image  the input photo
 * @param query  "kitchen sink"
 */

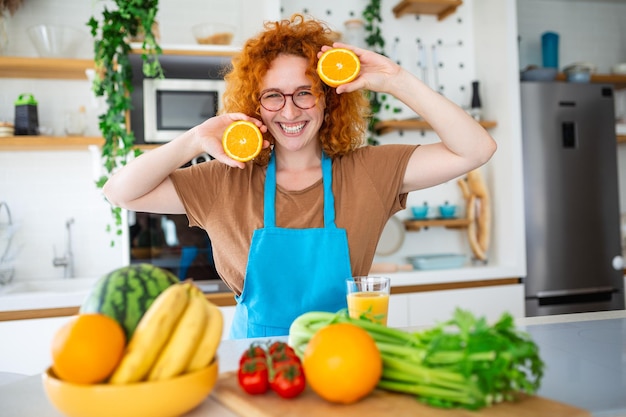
xmin=0 ymin=277 xmax=98 ymax=295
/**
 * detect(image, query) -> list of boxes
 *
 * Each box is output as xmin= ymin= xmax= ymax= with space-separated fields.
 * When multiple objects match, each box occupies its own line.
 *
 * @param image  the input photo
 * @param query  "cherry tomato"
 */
xmin=237 ymin=357 xmax=269 ymax=395
xmin=268 ymin=341 xmax=296 ymax=356
xmin=270 ymin=363 xmax=306 ymax=399
xmin=271 ymin=350 xmax=301 ymax=368
xmin=239 ymin=343 xmax=267 ymax=365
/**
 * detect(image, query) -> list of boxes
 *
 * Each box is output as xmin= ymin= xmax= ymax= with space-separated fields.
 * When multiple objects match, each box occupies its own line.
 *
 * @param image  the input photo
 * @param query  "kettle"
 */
xmin=14 ymin=93 xmax=39 ymax=135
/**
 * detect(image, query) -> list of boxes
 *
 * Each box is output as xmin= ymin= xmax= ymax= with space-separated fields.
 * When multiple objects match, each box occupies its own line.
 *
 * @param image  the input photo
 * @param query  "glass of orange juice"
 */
xmin=346 ymin=276 xmax=391 ymax=325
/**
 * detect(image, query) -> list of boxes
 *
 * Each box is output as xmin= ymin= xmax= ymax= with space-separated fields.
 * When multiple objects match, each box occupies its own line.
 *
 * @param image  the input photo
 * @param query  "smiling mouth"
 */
xmin=279 ymin=122 xmax=307 ymax=134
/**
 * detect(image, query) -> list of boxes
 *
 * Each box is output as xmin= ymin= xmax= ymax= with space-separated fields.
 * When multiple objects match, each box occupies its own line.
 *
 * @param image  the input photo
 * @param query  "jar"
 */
xmin=64 ymin=106 xmax=86 ymax=136
xmin=343 ymin=19 xmax=365 ymax=49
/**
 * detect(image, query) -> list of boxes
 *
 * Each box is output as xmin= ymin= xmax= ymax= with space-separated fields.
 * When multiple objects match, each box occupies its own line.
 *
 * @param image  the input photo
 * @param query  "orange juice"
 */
xmin=347 ymin=292 xmax=389 ymax=325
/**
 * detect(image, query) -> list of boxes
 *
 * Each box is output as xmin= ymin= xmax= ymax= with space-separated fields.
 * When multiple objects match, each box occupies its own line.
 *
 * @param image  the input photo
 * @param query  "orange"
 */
xmin=222 ymin=120 xmax=263 ymax=162
xmin=317 ymin=48 xmax=361 ymax=88
xmin=302 ymin=322 xmax=382 ymax=404
xmin=51 ymin=313 xmax=126 ymax=384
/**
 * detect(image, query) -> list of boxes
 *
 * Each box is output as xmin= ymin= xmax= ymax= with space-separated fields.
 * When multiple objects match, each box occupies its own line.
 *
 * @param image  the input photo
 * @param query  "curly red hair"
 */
xmin=222 ymin=14 xmax=370 ymax=165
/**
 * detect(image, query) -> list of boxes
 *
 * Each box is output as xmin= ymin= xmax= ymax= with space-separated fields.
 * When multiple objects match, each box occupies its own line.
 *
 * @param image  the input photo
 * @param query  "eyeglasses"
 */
xmin=259 ymin=88 xmax=318 ymax=112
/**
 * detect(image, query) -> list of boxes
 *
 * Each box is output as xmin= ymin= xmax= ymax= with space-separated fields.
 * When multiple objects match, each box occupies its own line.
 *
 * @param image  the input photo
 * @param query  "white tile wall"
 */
xmin=0 ymin=0 xmax=279 ymax=282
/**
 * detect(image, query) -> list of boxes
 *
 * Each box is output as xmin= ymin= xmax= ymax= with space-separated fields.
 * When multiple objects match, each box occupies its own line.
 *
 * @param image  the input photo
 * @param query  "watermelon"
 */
xmin=80 ymin=263 xmax=179 ymax=339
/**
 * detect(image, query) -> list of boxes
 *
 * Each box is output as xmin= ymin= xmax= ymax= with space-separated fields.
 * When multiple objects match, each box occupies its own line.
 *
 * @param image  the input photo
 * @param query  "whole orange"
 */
xmin=51 ymin=313 xmax=126 ymax=384
xmin=302 ymin=322 xmax=382 ymax=404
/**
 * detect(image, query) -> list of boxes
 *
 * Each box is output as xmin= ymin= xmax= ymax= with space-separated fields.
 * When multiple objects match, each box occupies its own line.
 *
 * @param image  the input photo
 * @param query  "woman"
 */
xmin=103 ymin=14 xmax=496 ymax=338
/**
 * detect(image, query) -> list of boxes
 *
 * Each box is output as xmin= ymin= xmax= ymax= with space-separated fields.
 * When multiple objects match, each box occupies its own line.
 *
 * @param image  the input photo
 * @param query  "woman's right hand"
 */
xmin=194 ymin=113 xmax=269 ymax=169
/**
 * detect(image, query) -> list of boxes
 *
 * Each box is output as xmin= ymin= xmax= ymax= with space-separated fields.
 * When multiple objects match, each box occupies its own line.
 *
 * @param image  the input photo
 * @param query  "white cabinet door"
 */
xmin=407 ymin=284 xmax=524 ymax=327
xmin=387 ymin=294 xmax=409 ymax=328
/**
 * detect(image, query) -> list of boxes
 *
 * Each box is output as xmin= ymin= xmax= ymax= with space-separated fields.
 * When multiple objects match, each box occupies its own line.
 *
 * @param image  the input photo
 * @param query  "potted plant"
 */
xmin=87 ymin=0 xmax=163 ymax=245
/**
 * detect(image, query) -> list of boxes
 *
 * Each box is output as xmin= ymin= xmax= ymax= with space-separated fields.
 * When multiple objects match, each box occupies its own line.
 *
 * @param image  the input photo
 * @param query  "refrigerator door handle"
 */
xmin=536 ymin=286 xmax=616 ymax=298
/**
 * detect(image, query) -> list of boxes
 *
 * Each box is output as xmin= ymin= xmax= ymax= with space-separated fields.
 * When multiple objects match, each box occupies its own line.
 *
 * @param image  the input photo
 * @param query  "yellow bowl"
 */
xmin=42 ymin=359 xmax=218 ymax=417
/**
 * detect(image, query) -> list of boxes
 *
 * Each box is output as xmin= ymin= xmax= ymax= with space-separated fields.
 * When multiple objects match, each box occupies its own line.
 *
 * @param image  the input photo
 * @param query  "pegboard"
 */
xmin=280 ymin=0 xmax=478 ymax=115
xmin=281 ymin=0 xmax=483 ymax=263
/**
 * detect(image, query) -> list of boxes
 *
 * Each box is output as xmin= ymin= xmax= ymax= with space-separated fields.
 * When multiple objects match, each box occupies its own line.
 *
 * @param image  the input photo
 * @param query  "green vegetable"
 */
xmin=288 ymin=308 xmax=544 ymax=410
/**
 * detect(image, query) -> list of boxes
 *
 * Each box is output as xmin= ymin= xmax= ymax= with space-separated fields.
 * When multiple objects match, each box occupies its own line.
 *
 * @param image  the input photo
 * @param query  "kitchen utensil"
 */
xmin=375 ymin=216 xmax=405 ymax=256
xmin=27 ymin=25 xmax=86 ymax=58
xmin=541 ymin=31 xmax=559 ymax=69
xmin=563 ymin=64 xmax=591 ymax=83
xmin=42 ymin=359 xmax=218 ymax=417
xmin=14 ymin=93 xmax=38 ymax=135
xmin=438 ymin=202 xmax=457 ymax=218
xmin=520 ymin=67 xmax=557 ymax=82
xmin=410 ymin=202 xmax=429 ymax=219
xmin=192 ymin=23 xmax=236 ymax=45
xmin=612 ymin=63 xmax=626 ymax=75
xmin=406 ymin=253 xmax=467 ymax=270
xmin=213 ymin=371 xmax=592 ymax=417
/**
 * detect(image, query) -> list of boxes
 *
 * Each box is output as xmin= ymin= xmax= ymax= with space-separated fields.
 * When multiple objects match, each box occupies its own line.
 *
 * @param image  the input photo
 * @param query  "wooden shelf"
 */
xmin=392 ymin=0 xmax=463 ymax=20
xmin=0 ymin=48 xmax=237 ymax=80
xmin=404 ymin=217 xmax=471 ymax=231
xmin=374 ymin=118 xmax=497 ymax=136
xmin=555 ymin=72 xmax=626 ymax=89
xmin=0 ymin=57 xmax=94 ymax=80
xmin=0 ymin=136 xmax=161 ymax=151
xmin=618 ymin=135 xmax=626 ymax=144
xmin=0 ymin=136 xmax=103 ymax=150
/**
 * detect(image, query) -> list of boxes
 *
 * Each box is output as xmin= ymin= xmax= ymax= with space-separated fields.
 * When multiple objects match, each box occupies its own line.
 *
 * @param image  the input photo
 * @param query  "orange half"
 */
xmin=222 ymin=120 xmax=263 ymax=162
xmin=317 ymin=48 xmax=361 ymax=88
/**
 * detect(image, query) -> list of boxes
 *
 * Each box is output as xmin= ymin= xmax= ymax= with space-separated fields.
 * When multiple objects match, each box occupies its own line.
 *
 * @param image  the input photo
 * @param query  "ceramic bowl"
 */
xmin=564 ymin=66 xmax=591 ymax=83
xmin=520 ymin=67 xmax=558 ymax=82
xmin=411 ymin=205 xmax=429 ymax=219
xmin=42 ymin=359 xmax=218 ymax=417
xmin=192 ymin=23 xmax=236 ymax=45
xmin=438 ymin=204 xmax=457 ymax=218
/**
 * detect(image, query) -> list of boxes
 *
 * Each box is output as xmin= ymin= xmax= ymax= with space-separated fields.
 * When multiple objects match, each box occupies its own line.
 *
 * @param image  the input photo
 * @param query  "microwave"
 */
xmin=129 ymin=53 xmax=231 ymax=144
xmin=143 ymin=78 xmax=225 ymax=143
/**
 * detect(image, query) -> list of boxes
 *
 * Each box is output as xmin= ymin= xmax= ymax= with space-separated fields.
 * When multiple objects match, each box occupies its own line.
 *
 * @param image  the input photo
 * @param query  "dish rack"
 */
xmin=0 ymin=201 xmax=17 ymax=285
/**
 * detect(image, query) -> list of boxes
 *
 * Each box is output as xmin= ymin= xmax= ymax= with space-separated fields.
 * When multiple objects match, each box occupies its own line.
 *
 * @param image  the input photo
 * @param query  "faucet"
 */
xmin=53 ymin=218 xmax=75 ymax=278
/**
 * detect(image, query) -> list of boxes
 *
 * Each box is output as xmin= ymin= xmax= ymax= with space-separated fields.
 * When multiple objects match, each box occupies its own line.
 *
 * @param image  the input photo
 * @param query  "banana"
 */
xmin=109 ymin=283 xmax=189 ymax=385
xmin=186 ymin=299 xmax=223 ymax=372
xmin=147 ymin=283 xmax=208 ymax=381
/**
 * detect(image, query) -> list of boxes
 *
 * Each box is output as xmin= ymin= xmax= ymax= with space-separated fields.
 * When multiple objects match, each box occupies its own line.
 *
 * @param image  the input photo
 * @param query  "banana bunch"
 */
xmin=109 ymin=282 xmax=223 ymax=384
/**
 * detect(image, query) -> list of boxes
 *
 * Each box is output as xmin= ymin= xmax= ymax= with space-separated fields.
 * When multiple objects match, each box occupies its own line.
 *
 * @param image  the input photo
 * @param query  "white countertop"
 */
xmin=1 ymin=310 xmax=624 ymax=417
xmin=0 ymin=264 xmax=521 ymax=312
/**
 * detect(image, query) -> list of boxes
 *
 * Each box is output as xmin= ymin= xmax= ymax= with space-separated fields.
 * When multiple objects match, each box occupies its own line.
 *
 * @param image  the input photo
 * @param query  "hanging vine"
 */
xmin=87 ymin=0 xmax=163 ymax=245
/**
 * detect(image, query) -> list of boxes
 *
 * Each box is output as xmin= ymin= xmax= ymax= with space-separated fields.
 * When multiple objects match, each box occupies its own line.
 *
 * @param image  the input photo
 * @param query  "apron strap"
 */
xmin=264 ymin=151 xmax=337 ymax=229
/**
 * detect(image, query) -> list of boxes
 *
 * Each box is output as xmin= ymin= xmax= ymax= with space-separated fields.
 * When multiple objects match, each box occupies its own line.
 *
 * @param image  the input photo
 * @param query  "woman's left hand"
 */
xmin=319 ymin=43 xmax=403 ymax=95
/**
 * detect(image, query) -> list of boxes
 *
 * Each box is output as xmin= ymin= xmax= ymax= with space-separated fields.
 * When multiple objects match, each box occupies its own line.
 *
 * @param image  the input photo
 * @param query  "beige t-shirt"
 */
xmin=170 ymin=144 xmax=418 ymax=295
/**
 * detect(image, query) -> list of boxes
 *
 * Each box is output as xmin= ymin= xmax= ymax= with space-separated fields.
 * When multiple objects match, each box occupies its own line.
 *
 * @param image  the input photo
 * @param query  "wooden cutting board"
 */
xmin=212 ymin=372 xmax=592 ymax=417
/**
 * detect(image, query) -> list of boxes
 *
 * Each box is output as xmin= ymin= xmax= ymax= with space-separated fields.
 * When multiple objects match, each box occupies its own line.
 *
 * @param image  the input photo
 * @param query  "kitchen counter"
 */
xmin=0 ymin=310 xmax=624 ymax=417
xmin=0 ymin=264 xmax=522 ymax=319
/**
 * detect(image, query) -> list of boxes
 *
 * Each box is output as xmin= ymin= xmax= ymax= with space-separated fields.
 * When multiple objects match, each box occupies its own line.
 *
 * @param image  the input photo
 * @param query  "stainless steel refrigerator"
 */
xmin=521 ymin=82 xmax=625 ymax=316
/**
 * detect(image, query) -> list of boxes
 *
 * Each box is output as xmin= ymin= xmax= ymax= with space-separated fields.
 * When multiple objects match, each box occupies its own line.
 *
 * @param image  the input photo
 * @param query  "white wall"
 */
xmin=516 ymin=0 xmax=626 ymax=73
xmin=0 ymin=0 xmax=279 ymax=282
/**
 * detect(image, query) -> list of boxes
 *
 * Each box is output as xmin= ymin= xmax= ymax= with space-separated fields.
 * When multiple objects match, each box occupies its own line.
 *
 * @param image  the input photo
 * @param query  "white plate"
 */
xmin=375 ymin=216 xmax=405 ymax=256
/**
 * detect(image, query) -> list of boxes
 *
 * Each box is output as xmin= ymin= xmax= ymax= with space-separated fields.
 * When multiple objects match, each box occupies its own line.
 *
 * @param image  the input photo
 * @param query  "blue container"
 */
xmin=541 ymin=32 xmax=559 ymax=69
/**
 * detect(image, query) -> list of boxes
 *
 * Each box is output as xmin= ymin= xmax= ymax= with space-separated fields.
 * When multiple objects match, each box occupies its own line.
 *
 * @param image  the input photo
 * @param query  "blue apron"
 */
xmin=230 ymin=152 xmax=352 ymax=338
